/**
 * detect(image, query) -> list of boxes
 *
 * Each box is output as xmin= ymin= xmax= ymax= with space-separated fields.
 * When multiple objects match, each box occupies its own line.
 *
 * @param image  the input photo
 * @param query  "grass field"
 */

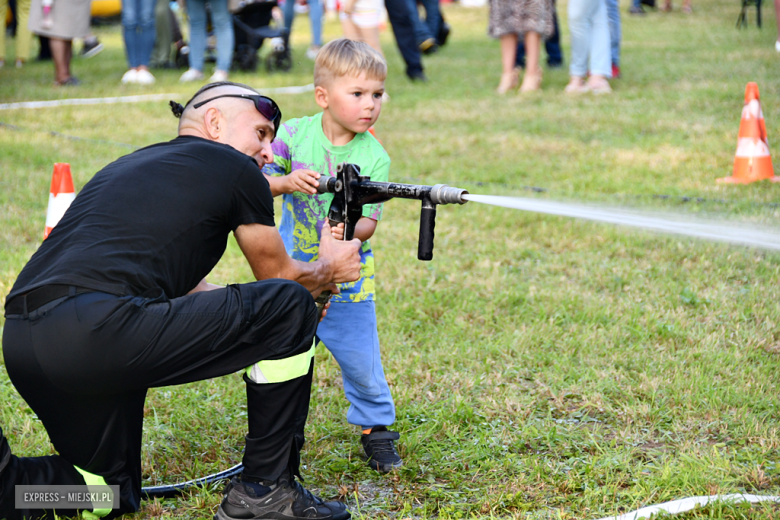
xmin=3 ymin=1 xmax=780 ymax=518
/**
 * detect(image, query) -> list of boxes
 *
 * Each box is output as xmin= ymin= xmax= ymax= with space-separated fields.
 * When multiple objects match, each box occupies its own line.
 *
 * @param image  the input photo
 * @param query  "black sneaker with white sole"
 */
xmin=215 ymin=476 xmax=350 ymax=520
xmin=361 ymin=426 xmax=402 ymax=474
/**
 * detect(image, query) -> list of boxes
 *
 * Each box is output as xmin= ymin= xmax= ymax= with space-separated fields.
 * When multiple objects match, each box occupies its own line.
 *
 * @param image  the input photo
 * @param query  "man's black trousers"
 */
xmin=1 ymin=280 xmax=317 ymax=520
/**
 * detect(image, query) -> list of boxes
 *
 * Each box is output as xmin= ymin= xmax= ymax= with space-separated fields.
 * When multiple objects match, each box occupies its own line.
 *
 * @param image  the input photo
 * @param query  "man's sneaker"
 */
xmin=629 ymin=5 xmax=646 ymax=14
xmin=419 ymin=38 xmax=438 ymax=55
xmin=361 ymin=426 xmax=402 ymax=473
xmin=215 ymin=476 xmax=350 ymax=520
xmin=81 ymin=38 xmax=104 ymax=58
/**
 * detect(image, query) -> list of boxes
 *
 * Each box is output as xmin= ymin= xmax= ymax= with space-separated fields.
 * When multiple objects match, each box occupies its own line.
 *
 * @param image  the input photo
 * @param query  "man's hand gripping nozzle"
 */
xmin=314 ymin=162 xmax=469 ymax=319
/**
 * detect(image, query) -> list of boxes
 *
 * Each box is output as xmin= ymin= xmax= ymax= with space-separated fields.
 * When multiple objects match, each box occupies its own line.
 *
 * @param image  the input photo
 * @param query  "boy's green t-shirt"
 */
xmin=263 ymin=113 xmax=391 ymax=303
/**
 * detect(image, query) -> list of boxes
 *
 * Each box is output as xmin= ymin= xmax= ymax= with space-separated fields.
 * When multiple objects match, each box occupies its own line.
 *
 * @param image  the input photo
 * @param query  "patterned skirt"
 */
xmin=488 ymin=0 xmax=554 ymax=39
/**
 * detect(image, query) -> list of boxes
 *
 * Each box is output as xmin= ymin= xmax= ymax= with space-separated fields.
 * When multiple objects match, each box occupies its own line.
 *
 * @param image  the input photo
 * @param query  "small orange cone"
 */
xmin=44 ymin=163 xmax=76 ymax=239
xmin=718 ymin=82 xmax=779 ymax=184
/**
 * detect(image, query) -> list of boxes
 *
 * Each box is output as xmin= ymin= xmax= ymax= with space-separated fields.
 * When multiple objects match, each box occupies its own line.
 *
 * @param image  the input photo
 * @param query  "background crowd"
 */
xmin=0 ymin=0 xmax=771 ymax=92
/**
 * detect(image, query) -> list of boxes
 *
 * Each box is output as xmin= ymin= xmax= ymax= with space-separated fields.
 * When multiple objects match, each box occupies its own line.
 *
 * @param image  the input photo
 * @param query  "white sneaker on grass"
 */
xmin=179 ymin=68 xmax=205 ymax=82
xmin=305 ymin=45 xmax=321 ymax=60
xmin=135 ymin=69 xmax=156 ymax=85
xmin=121 ymin=69 xmax=138 ymax=84
xmin=209 ymin=69 xmax=228 ymax=82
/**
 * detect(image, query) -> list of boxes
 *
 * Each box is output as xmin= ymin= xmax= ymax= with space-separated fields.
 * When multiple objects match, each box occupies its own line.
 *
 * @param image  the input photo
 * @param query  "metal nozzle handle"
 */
xmin=429 ymin=184 xmax=468 ymax=205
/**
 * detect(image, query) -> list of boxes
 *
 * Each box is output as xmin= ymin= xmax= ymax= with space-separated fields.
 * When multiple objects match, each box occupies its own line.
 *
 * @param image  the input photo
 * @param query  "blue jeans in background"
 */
xmin=282 ymin=0 xmax=322 ymax=47
xmin=406 ymin=0 xmax=442 ymax=45
xmin=186 ymin=0 xmax=234 ymax=72
xmin=568 ymin=0 xmax=611 ymax=77
xmin=383 ymin=0 xmax=425 ymax=79
xmin=606 ymin=0 xmax=621 ymax=66
xmin=122 ymin=0 xmax=156 ymax=68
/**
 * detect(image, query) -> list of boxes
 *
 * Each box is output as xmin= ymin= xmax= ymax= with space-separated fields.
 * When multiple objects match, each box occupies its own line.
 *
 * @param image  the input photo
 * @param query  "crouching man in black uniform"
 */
xmin=1 ymin=81 xmax=361 ymax=520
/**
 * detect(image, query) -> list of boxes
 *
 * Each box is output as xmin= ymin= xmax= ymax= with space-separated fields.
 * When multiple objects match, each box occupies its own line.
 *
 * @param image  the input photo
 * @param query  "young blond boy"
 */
xmin=262 ymin=38 xmax=402 ymax=474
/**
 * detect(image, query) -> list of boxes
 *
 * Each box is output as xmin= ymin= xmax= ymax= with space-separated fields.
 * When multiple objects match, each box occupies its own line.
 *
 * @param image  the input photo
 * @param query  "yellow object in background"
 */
xmin=91 ymin=0 xmax=122 ymax=17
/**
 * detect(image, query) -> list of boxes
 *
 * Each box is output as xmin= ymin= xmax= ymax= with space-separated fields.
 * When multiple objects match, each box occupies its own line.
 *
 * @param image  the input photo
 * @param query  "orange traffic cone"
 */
xmin=44 ymin=163 xmax=76 ymax=239
xmin=718 ymin=82 xmax=779 ymax=184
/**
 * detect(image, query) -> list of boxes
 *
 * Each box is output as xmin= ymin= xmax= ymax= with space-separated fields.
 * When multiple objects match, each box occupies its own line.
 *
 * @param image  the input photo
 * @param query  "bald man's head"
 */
xmin=173 ymin=81 xmax=280 ymax=165
xmin=176 ymin=81 xmax=261 ymax=133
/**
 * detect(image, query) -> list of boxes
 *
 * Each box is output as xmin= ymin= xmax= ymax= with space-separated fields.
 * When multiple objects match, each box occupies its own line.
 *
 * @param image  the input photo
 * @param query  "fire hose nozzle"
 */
xmin=317 ymin=175 xmax=342 ymax=194
xmin=429 ymin=184 xmax=468 ymax=205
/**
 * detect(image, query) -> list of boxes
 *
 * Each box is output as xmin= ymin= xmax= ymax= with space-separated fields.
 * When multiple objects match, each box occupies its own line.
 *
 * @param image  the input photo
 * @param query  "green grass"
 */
xmin=3 ymin=1 xmax=780 ymax=518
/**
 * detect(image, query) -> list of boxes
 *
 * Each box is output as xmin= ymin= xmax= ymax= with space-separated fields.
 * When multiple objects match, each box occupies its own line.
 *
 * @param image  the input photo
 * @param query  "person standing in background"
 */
xmin=121 ymin=0 xmax=157 ymax=84
xmin=383 ymin=0 xmax=427 ymax=81
xmin=180 ymin=0 xmax=234 ymax=82
xmin=282 ymin=0 xmax=324 ymax=60
xmin=490 ymin=0 xmax=554 ymax=94
xmin=28 ymin=0 xmax=91 ymax=85
xmin=0 ymin=0 xmax=32 ymax=68
xmin=566 ymin=0 xmax=611 ymax=94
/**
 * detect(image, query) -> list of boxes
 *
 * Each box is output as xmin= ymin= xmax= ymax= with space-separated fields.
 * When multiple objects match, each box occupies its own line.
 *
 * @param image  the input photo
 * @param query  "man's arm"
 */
xmin=234 ymin=221 xmax=362 ymax=295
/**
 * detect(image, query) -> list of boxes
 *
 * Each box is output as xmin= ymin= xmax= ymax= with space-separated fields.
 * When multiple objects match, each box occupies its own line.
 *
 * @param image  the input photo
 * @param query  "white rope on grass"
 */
xmin=0 ymin=84 xmax=314 ymax=111
xmin=0 ymin=93 xmax=179 ymax=110
xmin=595 ymin=494 xmax=780 ymax=520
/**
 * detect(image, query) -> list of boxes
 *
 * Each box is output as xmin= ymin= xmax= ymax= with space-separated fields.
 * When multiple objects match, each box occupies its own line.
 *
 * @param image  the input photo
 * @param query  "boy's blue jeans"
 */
xmin=316 ymin=300 xmax=395 ymax=430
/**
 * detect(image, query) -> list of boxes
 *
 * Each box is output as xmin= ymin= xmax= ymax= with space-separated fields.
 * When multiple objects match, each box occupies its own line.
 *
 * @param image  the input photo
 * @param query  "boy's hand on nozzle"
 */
xmin=330 ymin=222 xmax=345 ymax=240
xmin=319 ymin=221 xmax=361 ymax=283
xmin=284 ymin=169 xmax=321 ymax=195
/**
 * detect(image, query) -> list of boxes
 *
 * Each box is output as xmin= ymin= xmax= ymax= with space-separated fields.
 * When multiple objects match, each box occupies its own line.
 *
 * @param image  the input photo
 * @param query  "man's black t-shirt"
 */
xmin=8 ymin=135 xmax=275 ymax=301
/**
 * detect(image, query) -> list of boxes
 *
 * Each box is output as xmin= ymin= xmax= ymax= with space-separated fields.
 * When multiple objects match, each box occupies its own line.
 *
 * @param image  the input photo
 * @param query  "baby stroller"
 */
xmin=231 ymin=0 xmax=292 ymax=72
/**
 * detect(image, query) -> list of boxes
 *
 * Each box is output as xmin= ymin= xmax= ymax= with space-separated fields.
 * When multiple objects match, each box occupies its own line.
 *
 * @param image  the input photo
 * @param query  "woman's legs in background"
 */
xmin=122 ymin=0 xmax=156 ymax=68
xmin=209 ymin=0 xmax=234 ymax=76
xmin=586 ymin=0 xmax=611 ymax=91
xmin=340 ymin=17 xmax=382 ymax=56
xmin=519 ymin=30 xmax=542 ymax=92
xmin=49 ymin=37 xmax=73 ymax=83
xmin=567 ymin=0 xmax=597 ymax=90
xmin=184 ymin=0 xmax=206 ymax=72
xmin=497 ymin=33 xmax=518 ymax=94
xmin=121 ymin=0 xmax=156 ymax=82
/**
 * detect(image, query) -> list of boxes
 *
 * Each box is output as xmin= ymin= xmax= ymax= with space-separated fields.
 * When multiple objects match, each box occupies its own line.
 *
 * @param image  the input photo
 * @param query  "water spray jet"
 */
xmin=461 ymin=194 xmax=780 ymax=251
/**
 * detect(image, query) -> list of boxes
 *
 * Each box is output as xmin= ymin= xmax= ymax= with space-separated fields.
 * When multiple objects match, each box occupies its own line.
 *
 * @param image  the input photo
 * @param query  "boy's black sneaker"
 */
xmin=215 ymin=476 xmax=350 ymax=520
xmin=361 ymin=426 xmax=402 ymax=473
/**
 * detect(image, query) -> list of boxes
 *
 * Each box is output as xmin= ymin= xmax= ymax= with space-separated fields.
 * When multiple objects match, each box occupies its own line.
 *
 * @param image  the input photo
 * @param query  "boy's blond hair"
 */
xmin=314 ymin=38 xmax=387 ymax=88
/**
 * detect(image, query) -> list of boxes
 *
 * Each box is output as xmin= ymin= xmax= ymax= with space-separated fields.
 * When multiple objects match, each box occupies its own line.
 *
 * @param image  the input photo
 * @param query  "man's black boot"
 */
xmin=361 ymin=426 xmax=402 ymax=474
xmin=214 ymin=475 xmax=350 ymax=520
xmin=0 ymin=427 xmax=10 ymax=476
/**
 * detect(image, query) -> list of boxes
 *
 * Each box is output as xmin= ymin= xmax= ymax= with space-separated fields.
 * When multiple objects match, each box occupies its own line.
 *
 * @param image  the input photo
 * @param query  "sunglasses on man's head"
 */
xmin=192 ymin=94 xmax=282 ymax=138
